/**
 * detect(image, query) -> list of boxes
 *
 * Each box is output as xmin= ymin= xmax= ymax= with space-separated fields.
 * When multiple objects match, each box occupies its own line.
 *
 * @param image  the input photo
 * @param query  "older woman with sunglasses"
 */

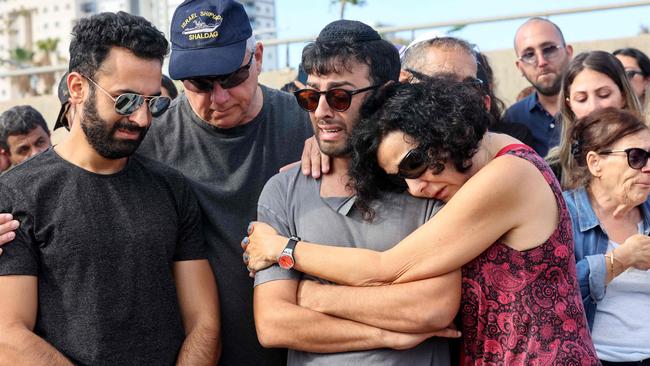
xmin=563 ymin=107 xmax=650 ymax=365
xmin=243 ymin=79 xmax=599 ymax=365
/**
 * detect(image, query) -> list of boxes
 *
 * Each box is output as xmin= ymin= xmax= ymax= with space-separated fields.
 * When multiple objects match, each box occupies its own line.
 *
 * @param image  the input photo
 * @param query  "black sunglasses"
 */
xmin=624 ymin=70 xmax=644 ymax=79
xmin=599 ymin=147 xmax=650 ymax=170
xmin=293 ymin=85 xmax=380 ymax=112
xmin=84 ymin=75 xmax=171 ymax=118
xmin=183 ymin=53 xmax=254 ymax=92
xmin=397 ymin=148 xmax=445 ymax=179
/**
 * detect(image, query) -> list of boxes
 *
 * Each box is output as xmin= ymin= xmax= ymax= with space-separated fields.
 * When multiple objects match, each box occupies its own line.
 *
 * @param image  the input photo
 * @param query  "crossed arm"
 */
xmin=297 ymin=271 xmax=461 ymax=333
xmin=254 ymin=276 xmax=460 ymax=353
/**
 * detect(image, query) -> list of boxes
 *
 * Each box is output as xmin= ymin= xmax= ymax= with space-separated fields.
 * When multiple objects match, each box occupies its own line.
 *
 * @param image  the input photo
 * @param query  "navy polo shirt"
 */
xmin=502 ymin=92 xmax=560 ymax=157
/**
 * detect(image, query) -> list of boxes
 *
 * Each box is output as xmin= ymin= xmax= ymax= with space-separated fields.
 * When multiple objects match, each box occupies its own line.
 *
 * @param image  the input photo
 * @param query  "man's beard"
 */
xmin=314 ymin=122 xmax=352 ymax=158
xmin=527 ymin=72 xmax=562 ymax=97
xmin=317 ymin=139 xmax=352 ymax=158
xmin=81 ymin=89 xmax=148 ymax=159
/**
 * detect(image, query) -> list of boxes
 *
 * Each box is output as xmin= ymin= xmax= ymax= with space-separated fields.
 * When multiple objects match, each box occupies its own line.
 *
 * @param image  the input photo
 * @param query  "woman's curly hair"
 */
xmin=349 ymin=78 xmax=490 ymax=220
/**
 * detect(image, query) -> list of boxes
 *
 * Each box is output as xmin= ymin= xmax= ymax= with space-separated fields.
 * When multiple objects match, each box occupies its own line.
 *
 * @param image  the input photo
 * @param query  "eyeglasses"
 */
xmin=625 ymin=69 xmax=644 ymax=79
xmin=294 ymin=85 xmax=380 ymax=112
xmin=396 ymin=148 xmax=445 ymax=179
xmin=518 ymin=44 xmax=565 ymax=66
xmin=84 ymin=76 xmax=171 ymax=118
xmin=183 ymin=53 xmax=254 ymax=92
xmin=405 ymin=68 xmax=484 ymax=88
xmin=599 ymin=147 xmax=650 ymax=170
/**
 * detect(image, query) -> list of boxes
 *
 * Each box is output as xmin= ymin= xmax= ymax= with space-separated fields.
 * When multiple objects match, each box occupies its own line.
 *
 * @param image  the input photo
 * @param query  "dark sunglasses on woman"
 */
xmin=183 ymin=53 xmax=254 ymax=92
xmin=397 ymin=148 xmax=445 ymax=179
xmin=599 ymin=147 xmax=650 ymax=170
xmin=293 ymin=85 xmax=380 ymax=112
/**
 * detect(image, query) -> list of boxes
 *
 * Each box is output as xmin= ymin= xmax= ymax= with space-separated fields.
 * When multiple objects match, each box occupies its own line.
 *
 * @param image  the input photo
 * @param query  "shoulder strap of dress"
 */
xmin=494 ymin=143 xmax=534 ymax=158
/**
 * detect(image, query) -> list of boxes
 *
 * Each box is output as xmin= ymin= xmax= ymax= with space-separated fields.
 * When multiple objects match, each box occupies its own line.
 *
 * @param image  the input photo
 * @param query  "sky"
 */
xmin=272 ymin=0 xmax=650 ymax=68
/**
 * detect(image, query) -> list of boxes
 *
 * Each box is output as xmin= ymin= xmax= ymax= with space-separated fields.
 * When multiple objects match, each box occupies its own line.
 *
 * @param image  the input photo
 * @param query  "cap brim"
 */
xmin=169 ymin=40 xmax=247 ymax=80
xmin=54 ymin=103 xmax=69 ymax=131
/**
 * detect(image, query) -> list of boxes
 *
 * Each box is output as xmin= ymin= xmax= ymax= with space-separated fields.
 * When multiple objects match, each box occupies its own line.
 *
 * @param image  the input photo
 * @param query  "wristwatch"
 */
xmin=278 ymin=236 xmax=301 ymax=270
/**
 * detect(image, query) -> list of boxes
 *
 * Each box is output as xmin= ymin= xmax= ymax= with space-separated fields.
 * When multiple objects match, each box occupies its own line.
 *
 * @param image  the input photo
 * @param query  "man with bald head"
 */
xmin=502 ymin=17 xmax=573 ymax=157
xmin=400 ymin=36 xmax=478 ymax=82
xmin=400 ymin=35 xmax=532 ymax=144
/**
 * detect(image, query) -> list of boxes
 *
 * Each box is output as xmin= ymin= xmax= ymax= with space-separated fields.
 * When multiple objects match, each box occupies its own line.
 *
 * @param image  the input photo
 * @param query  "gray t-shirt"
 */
xmin=254 ymin=166 xmax=450 ymax=366
xmin=0 ymin=148 xmax=207 ymax=366
xmin=138 ymin=85 xmax=313 ymax=366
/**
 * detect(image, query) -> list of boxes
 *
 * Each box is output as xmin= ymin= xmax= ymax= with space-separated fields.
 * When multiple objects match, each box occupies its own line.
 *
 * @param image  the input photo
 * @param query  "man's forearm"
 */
xmin=0 ymin=327 xmax=72 ymax=366
xmin=298 ymin=270 xmax=461 ymax=333
xmin=255 ymin=292 xmax=433 ymax=352
xmin=176 ymin=324 xmax=220 ymax=366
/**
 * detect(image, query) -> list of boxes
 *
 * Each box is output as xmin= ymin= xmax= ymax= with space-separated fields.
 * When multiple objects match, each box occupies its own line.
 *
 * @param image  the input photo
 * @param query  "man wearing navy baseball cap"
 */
xmin=137 ymin=0 xmax=313 ymax=365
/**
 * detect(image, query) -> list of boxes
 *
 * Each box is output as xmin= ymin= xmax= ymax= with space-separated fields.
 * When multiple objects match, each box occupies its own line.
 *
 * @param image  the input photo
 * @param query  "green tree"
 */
xmin=331 ymin=0 xmax=366 ymax=19
xmin=9 ymin=47 xmax=35 ymax=96
xmin=36 ymin=37 xmax=60 ymax=94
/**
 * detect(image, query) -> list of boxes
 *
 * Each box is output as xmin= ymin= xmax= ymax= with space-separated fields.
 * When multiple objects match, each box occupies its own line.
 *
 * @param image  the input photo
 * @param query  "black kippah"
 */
xmin=316 ymin=20 xmax=381 ymax=43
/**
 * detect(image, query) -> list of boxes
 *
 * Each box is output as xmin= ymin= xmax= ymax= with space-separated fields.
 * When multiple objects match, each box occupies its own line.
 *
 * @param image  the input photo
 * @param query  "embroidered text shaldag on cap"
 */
xmin=169 ymin=0 xmax=252 ymax=80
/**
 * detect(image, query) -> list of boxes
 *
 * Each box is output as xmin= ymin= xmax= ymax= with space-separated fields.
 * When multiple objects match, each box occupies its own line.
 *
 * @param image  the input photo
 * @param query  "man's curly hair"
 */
xmin=69 ymin=11 xmax=169 ymax=78
xmin=349 ymin=79 xmax=490 ymax=220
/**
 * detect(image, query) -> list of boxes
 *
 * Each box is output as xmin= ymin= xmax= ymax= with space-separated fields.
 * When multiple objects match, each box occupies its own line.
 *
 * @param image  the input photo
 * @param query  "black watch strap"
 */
xmin=285 ymin=235 xmax=301 ymax=252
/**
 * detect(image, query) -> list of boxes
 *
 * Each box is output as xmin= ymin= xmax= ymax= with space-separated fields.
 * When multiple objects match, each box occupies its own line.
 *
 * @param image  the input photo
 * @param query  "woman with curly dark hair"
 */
xmin=244 ymin=79 xmax=599 ymax=365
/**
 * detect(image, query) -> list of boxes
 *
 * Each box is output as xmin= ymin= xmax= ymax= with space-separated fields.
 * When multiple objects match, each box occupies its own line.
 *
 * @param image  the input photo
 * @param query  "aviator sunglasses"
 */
xmin=397 ymin=148 xmax=445 ymax=179
xmin=84 ymin=76 xmax=171 ymax=117
xmin=518 ymin=44 xmax=565 ymax=66
xmin=599 ymin=147 xmax=650 ymax=170
xmin=294 ymin=85 xmax=380 ymax=112
xmin=183 ymin=53 xmax=254 ymax=92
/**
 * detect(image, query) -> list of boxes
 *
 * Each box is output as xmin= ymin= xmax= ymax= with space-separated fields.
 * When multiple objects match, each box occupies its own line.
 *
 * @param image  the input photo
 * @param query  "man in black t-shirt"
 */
xmin=0 ymin=1 xmax=312 ymax=365
xmin=0 ymin=12 xmax=219 ymax=365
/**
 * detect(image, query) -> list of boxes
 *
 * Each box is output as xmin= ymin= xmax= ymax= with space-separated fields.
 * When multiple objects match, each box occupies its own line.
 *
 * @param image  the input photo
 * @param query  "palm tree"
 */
xmin=331 ymin=0 xmax=366 ymax=20
xmin=9 ymin=46 xmax=35 ymax=96
xmin=36 ymin=37 xmax=60 ymax=94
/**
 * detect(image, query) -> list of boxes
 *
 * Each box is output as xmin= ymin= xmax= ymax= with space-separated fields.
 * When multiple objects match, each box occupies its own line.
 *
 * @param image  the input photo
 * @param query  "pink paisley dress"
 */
xmin=461 ymin=144 xmax=600 ymax=365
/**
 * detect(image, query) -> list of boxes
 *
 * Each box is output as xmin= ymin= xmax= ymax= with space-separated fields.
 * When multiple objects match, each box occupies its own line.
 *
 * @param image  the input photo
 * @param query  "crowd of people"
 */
xmin=0 ymin=0 xmax=648 ymax=365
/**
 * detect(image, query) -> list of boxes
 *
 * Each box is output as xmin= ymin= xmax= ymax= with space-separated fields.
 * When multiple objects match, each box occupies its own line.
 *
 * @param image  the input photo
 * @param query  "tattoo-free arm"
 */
xmin=254 ymin=279 xmax=447 ymax=353
xmin=247 ymin=157 xmax=546 ymax=286
xmin=0 ymin=275 xmax=72 ymax=366
xmin=298 ymin=270 xmax=461 ymax=333
xmin=174 ymin=260 xmax=221 ymax=366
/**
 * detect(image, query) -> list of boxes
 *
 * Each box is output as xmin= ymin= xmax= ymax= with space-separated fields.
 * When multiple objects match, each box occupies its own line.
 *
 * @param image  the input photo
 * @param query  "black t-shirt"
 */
xmin=138 ymin=85 xmax=312 ymax=366
xmin=0 ymin=149 xmax=207 ymax=366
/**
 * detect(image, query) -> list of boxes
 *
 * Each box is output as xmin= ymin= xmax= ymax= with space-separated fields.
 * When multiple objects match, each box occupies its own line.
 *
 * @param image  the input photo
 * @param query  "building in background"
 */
xmin=0 ymin=0 xmax=278 ymax=102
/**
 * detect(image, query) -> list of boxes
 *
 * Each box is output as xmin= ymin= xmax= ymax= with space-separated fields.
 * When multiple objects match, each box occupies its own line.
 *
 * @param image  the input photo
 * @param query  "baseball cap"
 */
xmin=169 ymin=0 xmax=253 ymax=80
xmin=54 ymin=72 xmax=70 ymax=130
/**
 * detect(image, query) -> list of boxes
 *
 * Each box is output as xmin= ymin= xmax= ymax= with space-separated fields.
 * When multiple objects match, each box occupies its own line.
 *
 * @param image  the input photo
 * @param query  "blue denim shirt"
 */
xmin=502 ymin=92 xmax=560 ymax=157
xmin=563 ymin=187 xmax=650 ymax=330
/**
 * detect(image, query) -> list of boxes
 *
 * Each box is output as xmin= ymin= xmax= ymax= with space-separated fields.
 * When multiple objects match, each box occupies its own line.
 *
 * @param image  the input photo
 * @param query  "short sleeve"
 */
xmin=0 ymin=182 xmax=39 ymax=276
xmin=172 ymin=175 xmax=208 ymax=261
xmin=254 ymin=174 xmax=301 ymax=286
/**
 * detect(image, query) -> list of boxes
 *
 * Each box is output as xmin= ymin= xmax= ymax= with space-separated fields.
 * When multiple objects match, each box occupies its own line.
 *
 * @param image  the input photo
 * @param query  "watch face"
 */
xmin=278 ymin=255 xmax=294 ymax=269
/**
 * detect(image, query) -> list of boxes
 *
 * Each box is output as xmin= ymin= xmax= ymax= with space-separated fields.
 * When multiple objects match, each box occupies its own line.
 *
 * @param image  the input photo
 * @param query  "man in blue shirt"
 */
xmin=503 ymin=17 xmax=573 ymax=157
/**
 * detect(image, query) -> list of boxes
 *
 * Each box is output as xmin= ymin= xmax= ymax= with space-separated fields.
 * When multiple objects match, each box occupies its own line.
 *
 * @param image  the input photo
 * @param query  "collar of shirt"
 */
xmin=573 ymin=186 xmax=650 ymax=235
